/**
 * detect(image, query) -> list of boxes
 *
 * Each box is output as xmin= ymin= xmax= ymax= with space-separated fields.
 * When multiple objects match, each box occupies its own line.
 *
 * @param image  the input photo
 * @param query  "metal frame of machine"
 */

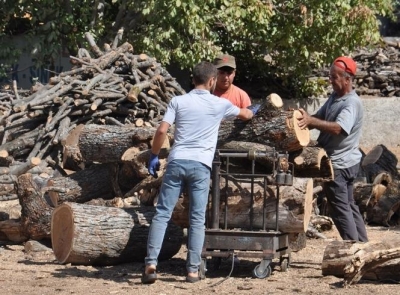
xmin=200 ymin=148 xmax=293 ymax=279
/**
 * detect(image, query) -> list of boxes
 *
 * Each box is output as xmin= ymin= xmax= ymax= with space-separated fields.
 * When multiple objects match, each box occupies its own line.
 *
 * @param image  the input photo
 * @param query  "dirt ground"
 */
xmin=1 ymin=198 xmax=400 ymax=295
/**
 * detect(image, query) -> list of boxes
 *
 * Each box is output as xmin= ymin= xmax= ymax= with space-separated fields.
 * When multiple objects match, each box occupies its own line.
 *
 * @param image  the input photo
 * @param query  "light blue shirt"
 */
xmin=315 ymin=90 xmax=363 ymax=169
xmin=162 ymin=89 xmax=240 ymax=168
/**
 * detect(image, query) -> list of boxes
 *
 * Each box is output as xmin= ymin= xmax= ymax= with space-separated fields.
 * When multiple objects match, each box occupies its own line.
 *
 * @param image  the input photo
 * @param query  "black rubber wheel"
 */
xmin=199 ymin=259 xmax=207 ymax=279
xmin=252 ymin=263 xmax=272 ymax=279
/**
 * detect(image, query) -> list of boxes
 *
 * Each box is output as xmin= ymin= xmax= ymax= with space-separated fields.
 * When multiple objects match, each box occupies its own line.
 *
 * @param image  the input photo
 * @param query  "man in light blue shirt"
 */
xmin=142 ymin=61 xmax=253 ymax=284
xmin=298 ymin=56 xmax=368 ymax=243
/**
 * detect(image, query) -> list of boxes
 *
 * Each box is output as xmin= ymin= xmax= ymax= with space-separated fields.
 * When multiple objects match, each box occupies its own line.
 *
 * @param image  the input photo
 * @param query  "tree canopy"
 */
xmin=0 ymin=0 xmax=396 ymax=97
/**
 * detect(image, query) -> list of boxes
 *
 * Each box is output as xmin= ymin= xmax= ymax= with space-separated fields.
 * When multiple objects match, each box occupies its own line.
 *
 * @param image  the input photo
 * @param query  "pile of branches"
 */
xmin=0 ymin=32 xmax=185 ymax=200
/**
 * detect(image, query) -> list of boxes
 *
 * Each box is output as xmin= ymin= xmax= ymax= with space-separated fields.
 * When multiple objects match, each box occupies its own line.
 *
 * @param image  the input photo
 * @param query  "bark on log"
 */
xmin=218 ymin=94 xmax=310 ymax=152
xmin=63 ymin=124 xmax=157 ymax=165
xmin=47 ymin=163 xmax=119 ymax=206
xmin=172 ymin=177 xmax=313 ymax=233
xmin=17 ymin=173 xmax=53 ymax=240
xmin=51 ymin=202 xmax=183 ymax=265
xmin=362 ymin=144 xmax=398 ymax=182
xmin=322 ymin=239 xmax=400 ymax=285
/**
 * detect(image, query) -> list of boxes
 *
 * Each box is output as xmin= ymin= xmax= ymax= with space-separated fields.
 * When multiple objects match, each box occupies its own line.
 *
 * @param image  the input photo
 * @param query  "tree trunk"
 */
xmin=62 ymin=124 xmax=157 ymax=166
xmin=218 ymin=95 xmax=309 ymax=152
xmin=51 ymin=202 xmax=183 ymax=265
xmin=172 ymin=177 xmax=313 ymax=233
xmin=17 ymin=173 xmax=53 ymax=240
xmin=322 ymin=239 xmax=400 ymax=285
xmin=47 ymin=163 xmax=119 ymax=206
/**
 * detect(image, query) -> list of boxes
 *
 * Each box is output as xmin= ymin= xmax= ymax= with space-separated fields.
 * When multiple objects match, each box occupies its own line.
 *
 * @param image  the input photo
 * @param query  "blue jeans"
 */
xmin=145 ymin=159 xmax=211 ymax=273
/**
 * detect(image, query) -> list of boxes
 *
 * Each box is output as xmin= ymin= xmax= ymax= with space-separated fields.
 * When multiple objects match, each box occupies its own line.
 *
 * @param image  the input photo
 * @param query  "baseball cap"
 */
xmin=213 ymin=54 xmax=236 ymax=69
xmin=333 ymin=56 xmax=357 ymax=76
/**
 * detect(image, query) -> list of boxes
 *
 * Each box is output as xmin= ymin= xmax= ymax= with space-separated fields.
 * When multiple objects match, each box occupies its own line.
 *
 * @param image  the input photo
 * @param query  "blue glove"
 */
xmin=247 ymin=104 xmax=261 ymax=115
xmin=148 ymin=153 xmax=160 ymax=178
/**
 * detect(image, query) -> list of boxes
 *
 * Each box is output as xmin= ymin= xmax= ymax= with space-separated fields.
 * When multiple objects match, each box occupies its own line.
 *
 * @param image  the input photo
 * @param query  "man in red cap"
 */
xmin=297 ymin=56 xmax=368 ymax=242
xmin=213 ymin=54 xmax=252 ymax=108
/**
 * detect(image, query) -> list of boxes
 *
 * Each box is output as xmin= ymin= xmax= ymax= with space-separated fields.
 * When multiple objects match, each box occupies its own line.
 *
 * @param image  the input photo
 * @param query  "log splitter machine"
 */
xmin=200 ymin=148 xmax=293 ymax=279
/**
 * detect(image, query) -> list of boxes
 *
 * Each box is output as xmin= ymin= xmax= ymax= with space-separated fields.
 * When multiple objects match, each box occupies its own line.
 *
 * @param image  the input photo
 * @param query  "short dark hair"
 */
xmin=192 ymin=61 xmax=217 ymax=85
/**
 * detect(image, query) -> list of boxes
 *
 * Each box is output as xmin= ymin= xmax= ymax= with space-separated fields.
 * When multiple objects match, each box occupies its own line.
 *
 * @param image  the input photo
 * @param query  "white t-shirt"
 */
xmin=162 ymin=89 xmax=240 ymax=168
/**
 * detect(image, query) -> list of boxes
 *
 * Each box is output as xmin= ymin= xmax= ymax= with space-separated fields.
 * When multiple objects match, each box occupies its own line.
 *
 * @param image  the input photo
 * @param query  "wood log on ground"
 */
xmin=289 ymin=146 xmax=334 ymax=179
xmin=51 ymin=202 xmax=183 ymax=265
xmin=0 ymin=219 xmax=28 ymax=242
xmin=362 ymin=144 xmax=398 ymax=183
xmin=47 ymin=163 xmax=120 ymax=206
xmin=218 ymin=94 xmax=310 ymax=152
xmin=322 ymin=239 xmax=400 ymax=285
xmin=17 ymin=173 xmax=53 ymax=240
xmin=172 ymin=177 xmax=313 ymax=233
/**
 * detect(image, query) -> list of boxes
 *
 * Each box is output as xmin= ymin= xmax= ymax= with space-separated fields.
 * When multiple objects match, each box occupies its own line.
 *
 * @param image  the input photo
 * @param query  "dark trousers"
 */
xmin=324 ymin=163 xmax=368 ymax=242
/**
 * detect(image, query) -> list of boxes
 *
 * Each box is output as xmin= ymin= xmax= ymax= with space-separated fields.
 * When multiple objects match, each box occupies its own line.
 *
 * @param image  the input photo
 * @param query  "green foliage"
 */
xmin=0 ymin=0 xmax=396 ymax=97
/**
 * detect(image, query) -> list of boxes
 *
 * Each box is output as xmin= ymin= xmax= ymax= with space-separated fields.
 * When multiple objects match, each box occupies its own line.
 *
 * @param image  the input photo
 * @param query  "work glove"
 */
xmin=247 ymin=104 xmax=261 ymax=115
xmin=148 ymin=153 xmax=160 ymax=178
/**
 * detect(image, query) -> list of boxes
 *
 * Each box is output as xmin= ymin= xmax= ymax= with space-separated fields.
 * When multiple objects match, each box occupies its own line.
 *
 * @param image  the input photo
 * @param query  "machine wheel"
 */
xmin=199 ymin=258 xmax=207 ymax=279
xmin=252 ymin=261 xmax=272 ymax=279
xmin=280 ymin=258 xmax=289 ymax=272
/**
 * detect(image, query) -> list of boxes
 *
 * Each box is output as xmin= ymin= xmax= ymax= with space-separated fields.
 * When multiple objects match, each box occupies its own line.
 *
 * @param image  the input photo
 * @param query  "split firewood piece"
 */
xmin=218 ymin=94 xmax=309 ymax=152
xmin=362 ymin=144 xmax=398 ymax=182
xmin=289 ymin=146 xmax=334 ymax=179
xmin=172 ymin=177 xmax=313 ymax=233
xmin=51 ymin=202 xmax=183 ymax=265
xmin=365 ymin=179 xmax=400 ymax=226
xmin=62 ymin=124 xmax=157 ymax=166
xmin=17 ymin=173 xmax=53 ymax=240
xmin=46 ymin=163 xmax=119 ymax=207
xmin=321 ymin=239 xmax=400 ymax=285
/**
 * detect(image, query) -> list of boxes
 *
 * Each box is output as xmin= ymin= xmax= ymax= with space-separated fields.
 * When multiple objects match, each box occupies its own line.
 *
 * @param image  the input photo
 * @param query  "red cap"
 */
xmin=333 ymin=56 xmax=357 ymax=76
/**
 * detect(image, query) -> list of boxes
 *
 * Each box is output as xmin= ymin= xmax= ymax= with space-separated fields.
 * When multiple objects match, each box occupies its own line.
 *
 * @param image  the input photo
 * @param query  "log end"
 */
xmin=51 ymin=203 xmax=74 ymax=264
xmin=268 ymin=93 xmax=283 ymax=108
xmin=292 ymin=110 xmax=310 ymax=147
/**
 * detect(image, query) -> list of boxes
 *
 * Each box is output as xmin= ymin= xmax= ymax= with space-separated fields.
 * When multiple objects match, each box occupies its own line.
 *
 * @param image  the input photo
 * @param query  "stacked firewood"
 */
xmin=315 ymin=37 xmax=400 ymax=97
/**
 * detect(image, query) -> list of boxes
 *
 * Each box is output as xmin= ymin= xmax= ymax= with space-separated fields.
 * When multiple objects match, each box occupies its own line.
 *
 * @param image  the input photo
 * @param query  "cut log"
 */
xmin=63 ymin=124 xmax=157 ymax=165
xmin=289 ymin=146 xmax=333 ymax=179
xmin=51 ymin=202 xmax=183 ymax=265
xmin=47 ymin=163 xmax=119 ymax=206
xmin=362 ymin=144 xmax=398 ymax=182
xmin=0 ymin=219 xmax=28 ymax=242
xmin=322 ymin=239 xmax=400 ymax=285
xmin=172 ymin=177 xmax=313 ymax=233
xmin=218 ymin=95 xmax=309 ymax=152
xmin=17 ymin=173 xmax=53 ymax=240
